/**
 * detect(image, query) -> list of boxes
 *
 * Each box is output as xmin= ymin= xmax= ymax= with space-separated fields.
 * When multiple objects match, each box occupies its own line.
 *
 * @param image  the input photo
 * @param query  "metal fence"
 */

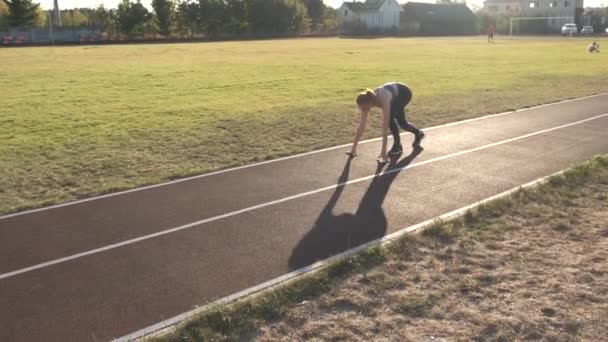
xmin=0 ymin=28 xmax=339 ymax=46
xmin=1 ymin=26 xmax=101 ymax=45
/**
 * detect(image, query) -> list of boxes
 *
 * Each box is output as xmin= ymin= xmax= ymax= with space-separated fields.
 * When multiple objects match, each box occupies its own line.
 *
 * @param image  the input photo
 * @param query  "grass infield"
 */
xmin=2 ymin=37 xmax=607 ymax=214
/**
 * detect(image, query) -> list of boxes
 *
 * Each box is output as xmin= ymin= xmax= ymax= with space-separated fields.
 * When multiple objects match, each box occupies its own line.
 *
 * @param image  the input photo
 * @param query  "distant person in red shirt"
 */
xmin=487 ymin=24 xmax=496 ymax=43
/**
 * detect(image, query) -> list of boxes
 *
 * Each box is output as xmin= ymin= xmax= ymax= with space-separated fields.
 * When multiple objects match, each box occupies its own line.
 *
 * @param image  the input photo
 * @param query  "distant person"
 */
xmin=487 ymin=24 xmax=496 ymax=43
xmin=350 ymin=82 xmax=425 ymax=163
xmin=588 ymin=41 xmax=600 ymax=53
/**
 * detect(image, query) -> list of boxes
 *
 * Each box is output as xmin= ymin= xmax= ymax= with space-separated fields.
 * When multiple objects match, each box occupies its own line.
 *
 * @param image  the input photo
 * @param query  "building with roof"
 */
xmin=483 ymin=0 xmax=521 ymax=15
xmin=338 ymin=0 xmax=402 ymax=31
xmin=483 ymin=0 xmax=584 ymax=29
xmin=401 ymin=2 xmax=477 ymax=35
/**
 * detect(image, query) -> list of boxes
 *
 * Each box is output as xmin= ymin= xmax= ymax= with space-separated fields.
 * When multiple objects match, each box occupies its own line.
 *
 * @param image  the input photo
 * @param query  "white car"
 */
xmin=581 ymin=26 xmax=594 ymax=35
xmin=561 ymin=23 xmax=578 ymax=35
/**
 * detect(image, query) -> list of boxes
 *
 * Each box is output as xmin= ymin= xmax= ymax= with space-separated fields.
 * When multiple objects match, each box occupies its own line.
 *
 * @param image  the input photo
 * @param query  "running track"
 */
xmin=2 ymin=94 xmax=608 ymax=341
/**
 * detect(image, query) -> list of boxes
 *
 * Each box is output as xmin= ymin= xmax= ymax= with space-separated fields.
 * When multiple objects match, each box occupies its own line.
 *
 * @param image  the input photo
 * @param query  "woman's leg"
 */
xmin=389 ymin=117 xmax=401 ymax=150
xmin=394 ymin=108 xmax=422 ymax=141
xmin=394 ymin=84 xmax=424 ymax=147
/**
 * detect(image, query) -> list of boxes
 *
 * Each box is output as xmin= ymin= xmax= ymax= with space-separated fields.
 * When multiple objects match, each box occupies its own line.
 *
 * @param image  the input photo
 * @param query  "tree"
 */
xmin=61 ymin=9 xmax=88 ymax=27
xmin=152 ymin=0 xmax=175 ymax=36
xmin=176 ymin=0 xmax=199 ymax=37
xmin=0 ymin=1 xmax=9 ymax=28
xmin=198 ymin=0 xmax=228 ymax=36
xmin=33 ymin=4 xmax=45 ymax=26
xmin=89 ymin=5 xmax=114 ymax=32
xmin=303 ymin=0 xmax=322 ymax=28
xmin=583 ymin=9 xmax=607 ymax=33
xmin=224 ymin=0 xmax=247 ymax=34
xmin=142 ymin=13 xmax=159 ymax=37
xmin=116 ymin=0 xmax=151 ymax=36
xmin=2 ymin=0 xmax=40 ymax=27
xmin=245 ymin=0 xmax=309 ymax=34
xmin=320 ymin=4 xmax=337 ymax=31
xmin=174 ymin=0 xmax=310 ymax=37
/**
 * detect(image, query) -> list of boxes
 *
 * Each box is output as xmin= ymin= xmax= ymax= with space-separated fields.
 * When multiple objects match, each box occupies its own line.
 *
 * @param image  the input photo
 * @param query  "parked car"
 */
xmin=581 ymin=26 xmax=594 ymax=35
xmin=561 ymin=23 xmax=578 ymax=35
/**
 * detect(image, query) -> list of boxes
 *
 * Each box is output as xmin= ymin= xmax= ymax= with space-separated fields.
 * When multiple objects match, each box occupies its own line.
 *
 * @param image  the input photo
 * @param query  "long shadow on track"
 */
xmin=288 ymin=147 xmax=423 ymax=270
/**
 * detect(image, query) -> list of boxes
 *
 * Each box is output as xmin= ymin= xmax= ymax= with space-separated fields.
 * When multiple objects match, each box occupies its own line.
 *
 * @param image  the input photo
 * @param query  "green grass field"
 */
xmin=1 ymin=37 xmax=607 ymax=214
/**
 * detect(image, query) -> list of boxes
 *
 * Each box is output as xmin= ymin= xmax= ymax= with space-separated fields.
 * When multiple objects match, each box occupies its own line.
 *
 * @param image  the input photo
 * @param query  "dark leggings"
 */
xmin=389 ymin=84 xmax=420 ymax=147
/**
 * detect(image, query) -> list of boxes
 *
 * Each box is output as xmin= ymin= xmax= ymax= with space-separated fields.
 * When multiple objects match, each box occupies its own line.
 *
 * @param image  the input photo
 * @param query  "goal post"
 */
xmin=509 ymin=16 xmax=574 ymax=37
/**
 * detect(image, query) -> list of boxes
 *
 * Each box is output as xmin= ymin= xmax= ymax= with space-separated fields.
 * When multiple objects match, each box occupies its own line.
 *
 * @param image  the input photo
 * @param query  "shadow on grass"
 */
xmin=288 ymin=147 xmax=423 ymax=270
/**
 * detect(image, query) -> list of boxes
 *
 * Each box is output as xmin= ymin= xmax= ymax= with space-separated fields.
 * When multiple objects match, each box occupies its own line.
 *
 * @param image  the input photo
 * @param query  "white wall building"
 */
xmin=484 ymin=0 xmax=583 ymax=20
xmin=484 ymin=0 xmax=584 ymax=29
xmin=483 ymin=0 xmax=521 ymax=15
xmin=338 ymin=0 xmax=403 ymax=30
xmin=522 ymin=0 xmax=583 ymax=19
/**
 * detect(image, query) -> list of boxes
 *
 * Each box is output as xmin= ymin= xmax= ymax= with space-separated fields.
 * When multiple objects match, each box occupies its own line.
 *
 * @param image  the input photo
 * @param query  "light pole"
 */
xmin=53 ymin=0 xmax=62 ymax=27
xmin=48 ymin=10 xmax=55 ymax=45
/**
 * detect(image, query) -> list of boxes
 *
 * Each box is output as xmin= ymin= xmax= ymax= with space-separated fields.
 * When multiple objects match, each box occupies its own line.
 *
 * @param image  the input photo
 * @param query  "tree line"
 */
xmin=6 ymin=0 xmax=599 ymax=39
xmin=0 ymin=0 xmax=338 ymax=37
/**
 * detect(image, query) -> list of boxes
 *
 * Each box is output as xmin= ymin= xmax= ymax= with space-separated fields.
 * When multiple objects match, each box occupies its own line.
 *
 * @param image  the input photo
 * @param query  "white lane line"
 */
xmin=1 ymin=112 xmax=607 ymax=282
xmin=2 ymin=92 xmax=606 ymax=220
xmin=114 ymin=166 xmax=572 ymax=342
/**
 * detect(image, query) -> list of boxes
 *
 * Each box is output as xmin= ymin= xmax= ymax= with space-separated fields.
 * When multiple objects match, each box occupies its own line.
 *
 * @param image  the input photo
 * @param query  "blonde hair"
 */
xmin=356 ymin=88 xmax=376 ymax=107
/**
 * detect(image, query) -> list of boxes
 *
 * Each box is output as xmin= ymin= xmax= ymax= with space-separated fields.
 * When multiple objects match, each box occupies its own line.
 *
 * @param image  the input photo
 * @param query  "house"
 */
xmin=523 ymin=0 xmax=584 ymax=29
xmin=483 ymin=0 xmax=521 ymax=15
xmin=522 ymin=0 xmax=583 ymax=19
xmin=483 ymin=0 xmax=584 ymax=29
xmin=338 ymin=0 xmax=402 ymax=32
xmin=401 ymin=2 xmax=477 ymax=35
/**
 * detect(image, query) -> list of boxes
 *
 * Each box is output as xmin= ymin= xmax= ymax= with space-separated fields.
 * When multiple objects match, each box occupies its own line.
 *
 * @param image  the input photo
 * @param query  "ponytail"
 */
xmin=356 ymin=88 xmax=376 ymax=106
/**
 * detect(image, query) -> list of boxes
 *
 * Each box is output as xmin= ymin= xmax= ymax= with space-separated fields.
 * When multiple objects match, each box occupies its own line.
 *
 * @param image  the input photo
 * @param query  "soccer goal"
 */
xmin=509 ymin=16 xmax=574 ymax=37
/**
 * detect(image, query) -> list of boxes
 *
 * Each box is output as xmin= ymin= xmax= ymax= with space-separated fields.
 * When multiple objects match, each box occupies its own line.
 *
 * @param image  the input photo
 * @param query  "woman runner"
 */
xmin=350 ymin=82 xmax=425 ymax=162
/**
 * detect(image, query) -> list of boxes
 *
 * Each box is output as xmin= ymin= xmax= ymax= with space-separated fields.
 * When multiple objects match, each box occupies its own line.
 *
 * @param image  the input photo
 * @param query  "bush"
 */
xmin=340 ymin=20 xmax=397 ymax=36
xmin=339 ymin=19 xmax=367 ymax=35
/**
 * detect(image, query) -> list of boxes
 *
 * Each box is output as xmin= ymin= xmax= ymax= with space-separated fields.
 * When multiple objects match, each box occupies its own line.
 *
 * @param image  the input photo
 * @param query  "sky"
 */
xmin=38 ymin=0 xmax=606 ymax=11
